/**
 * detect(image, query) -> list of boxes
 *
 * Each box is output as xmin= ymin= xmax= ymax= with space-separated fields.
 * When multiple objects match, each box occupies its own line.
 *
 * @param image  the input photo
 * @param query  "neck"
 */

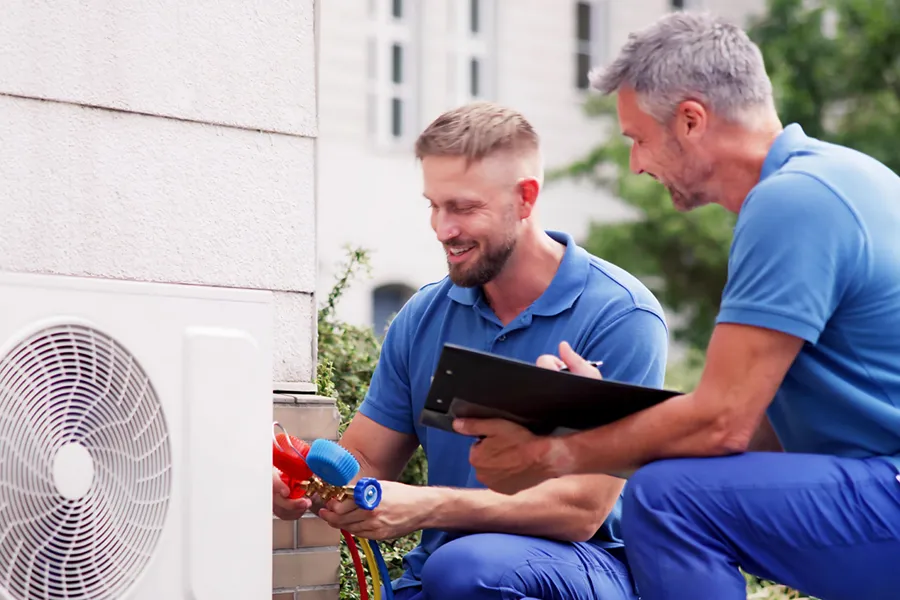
xmin=710 ymin=119 xmax=783 ymax=213
xmin=482 ymin=227 xmax=565 ymax=324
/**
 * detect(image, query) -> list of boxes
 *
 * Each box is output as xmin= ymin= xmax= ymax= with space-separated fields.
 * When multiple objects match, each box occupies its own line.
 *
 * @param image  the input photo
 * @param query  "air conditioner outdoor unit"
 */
xmin=0 ymin=270 xmax=274 ymax=600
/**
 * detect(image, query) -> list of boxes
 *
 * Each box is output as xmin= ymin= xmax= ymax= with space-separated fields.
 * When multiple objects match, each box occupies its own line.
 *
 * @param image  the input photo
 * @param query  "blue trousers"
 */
xmin=392 ymin=533 xmax=638 ymax=600
xmin=621 ymin=452 xmax=900 ymax=600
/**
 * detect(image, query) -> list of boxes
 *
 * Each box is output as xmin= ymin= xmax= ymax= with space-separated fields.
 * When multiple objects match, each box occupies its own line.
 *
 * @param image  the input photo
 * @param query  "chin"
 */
xmin=670 ymin=190 xmax=707 ymax=213
xmin=671 ymin=198 xmax=694 ymax=212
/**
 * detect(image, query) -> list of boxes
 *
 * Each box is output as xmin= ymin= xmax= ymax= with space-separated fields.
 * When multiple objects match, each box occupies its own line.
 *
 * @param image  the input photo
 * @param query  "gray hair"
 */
xmin=590 ymin=11 xmax=774 ymax=126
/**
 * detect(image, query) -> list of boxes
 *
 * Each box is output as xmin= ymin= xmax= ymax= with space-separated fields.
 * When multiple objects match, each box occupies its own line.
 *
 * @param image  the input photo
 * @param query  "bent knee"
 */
xmin=419 ymin=534 xmax=522 ymax=599
xmin=622 ymin=459 xmax=704 ymax=519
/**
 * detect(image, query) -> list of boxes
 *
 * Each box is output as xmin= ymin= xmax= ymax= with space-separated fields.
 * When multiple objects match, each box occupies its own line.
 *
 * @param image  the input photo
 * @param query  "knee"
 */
xmin=621 ymin=459 xmax=696 ymax=536
xmin=419 ymin=534 xmax=512 ymax=600
xmin=624 ymin=460 xmax=678 ymax=510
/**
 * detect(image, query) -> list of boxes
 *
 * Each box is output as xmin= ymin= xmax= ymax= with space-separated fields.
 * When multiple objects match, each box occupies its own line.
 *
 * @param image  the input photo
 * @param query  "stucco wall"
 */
xmin=0 ymin=0 xmax=318 ymax=386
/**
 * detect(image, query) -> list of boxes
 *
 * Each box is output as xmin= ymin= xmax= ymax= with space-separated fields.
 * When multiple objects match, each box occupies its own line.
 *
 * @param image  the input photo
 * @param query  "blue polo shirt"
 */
xmin=359 ymin=230 xmax=669 ymax=591
xmin=717 ymin=123 xmax=900 ymax=470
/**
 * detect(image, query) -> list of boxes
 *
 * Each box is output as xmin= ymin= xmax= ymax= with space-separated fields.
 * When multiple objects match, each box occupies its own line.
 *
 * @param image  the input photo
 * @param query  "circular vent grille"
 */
xmin=0 ymin=324 xmax=172 ymax=600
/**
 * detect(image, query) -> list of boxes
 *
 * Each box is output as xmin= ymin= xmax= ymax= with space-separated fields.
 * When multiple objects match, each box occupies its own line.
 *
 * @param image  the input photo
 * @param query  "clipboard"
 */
xmin=420 ymin=344 xmax=681 ymax=436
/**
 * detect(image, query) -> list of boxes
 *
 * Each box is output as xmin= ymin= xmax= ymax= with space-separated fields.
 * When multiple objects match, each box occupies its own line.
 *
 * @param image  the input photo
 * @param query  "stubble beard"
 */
xmin=447 ymin=235 xmax=517 ymax=288
xmin=664 ymin=135 xmax=714 ymax=212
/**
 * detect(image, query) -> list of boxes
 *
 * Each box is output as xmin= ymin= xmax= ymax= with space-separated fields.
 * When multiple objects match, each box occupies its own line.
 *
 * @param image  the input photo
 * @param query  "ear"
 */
xmin=675 ymin=100 xmax=708 ymax=141
xmin=516 ymin=177 xmax=540 ymax=218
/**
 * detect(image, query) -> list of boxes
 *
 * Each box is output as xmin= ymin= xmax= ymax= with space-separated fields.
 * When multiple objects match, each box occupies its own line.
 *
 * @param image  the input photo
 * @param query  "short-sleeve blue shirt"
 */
xmin=359 ymin=230 xmax=669 ymax=591
xmin=716 ymin=123 xmax=900 ymax=470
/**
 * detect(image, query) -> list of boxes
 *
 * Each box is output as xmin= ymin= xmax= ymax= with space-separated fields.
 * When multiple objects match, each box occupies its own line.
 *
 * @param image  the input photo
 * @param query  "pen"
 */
xmin=559 ymin=360 xmax=603 ymax=373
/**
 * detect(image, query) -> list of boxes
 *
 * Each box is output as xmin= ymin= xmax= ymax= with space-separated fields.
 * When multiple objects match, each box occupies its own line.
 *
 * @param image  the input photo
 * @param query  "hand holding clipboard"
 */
xmin=419 ymin=343 xmax=679 ymax=438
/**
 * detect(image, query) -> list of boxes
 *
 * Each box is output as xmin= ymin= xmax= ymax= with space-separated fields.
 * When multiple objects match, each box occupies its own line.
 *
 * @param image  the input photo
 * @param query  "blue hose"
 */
xmin=368 ymin=540 xmax=395 ymax=600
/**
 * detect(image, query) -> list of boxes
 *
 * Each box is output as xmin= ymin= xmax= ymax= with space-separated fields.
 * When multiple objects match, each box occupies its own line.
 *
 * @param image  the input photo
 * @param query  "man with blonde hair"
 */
xmin=274 ymin=101 xmax=670 ymax=599
xmin=458 ymin=12 xmax=900 ymax=600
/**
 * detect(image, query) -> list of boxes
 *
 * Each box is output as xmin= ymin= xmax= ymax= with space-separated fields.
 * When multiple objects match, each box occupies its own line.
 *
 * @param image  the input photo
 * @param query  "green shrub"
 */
xmin=315 ymin=247 xmax=427 ymax=600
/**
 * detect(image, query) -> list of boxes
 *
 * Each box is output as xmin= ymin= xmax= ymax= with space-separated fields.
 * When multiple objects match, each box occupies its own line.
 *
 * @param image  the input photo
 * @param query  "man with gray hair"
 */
xmin=456 ymin=11 xmax=900 ymax=600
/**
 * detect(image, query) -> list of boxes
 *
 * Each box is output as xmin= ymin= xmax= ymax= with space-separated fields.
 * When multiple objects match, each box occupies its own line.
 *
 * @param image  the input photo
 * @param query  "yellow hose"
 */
xmin=358 ymin=538 xmax=383 ymax=600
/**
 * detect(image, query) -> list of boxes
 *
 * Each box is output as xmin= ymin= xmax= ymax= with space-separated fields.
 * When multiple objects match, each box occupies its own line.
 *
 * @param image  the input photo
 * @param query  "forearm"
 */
xmin=554 ymin=323 xmax=801 ymax=476
xmin=556 ymin=392 xmax=740 ymax=477
xmin=339 ymin=416 xmax=420 ymax=483
xmin=422 ymin=474 xmax=622 ymax=542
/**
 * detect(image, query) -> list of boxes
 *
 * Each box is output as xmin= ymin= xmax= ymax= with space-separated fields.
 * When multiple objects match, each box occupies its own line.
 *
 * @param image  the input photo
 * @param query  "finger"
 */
xmin=274 ymin=506 xmax=303 ymax=520
xmin=275 ymin=495 xmax=311 ymax=511
xmin=315 ymin=507 xmax=342 ymax=528
xmin=338 ymin=522 xmax=385 ymax=540
xmin=272 ymin=470 xmax=291 ymax=498
xmin=274 ymin=497 xmax=311 ymax=520
xmin=535 ymin=354 xmax=566 ymax=371
xmin=317 ymin=506 xmax=370 ymax=528
xmin=453 ymin=417 xmax=524 ymax=438
xmin=325 ymin=498 xmax=358 ymax=516
xmin=352 ymin=527 xmax=388 ymax=541
xmin=558 ymin=341 xmax=602 ymax=378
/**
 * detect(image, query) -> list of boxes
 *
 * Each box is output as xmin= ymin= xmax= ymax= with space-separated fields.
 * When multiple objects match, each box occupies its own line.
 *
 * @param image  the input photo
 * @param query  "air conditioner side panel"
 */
xmin=181 ymin=326 xmax=273 ymax=599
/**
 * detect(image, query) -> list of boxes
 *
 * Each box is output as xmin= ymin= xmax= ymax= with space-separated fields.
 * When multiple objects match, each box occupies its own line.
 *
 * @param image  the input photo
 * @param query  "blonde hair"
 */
xmin=415 ymin=102 xmax=540 ymax=165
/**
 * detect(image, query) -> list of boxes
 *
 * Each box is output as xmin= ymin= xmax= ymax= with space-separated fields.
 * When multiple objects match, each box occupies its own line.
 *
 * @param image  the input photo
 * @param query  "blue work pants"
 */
xmin=621 ymin=452 xmax=900 ymax=600
xmin=393 ymin=532 xmax=637 ymax=600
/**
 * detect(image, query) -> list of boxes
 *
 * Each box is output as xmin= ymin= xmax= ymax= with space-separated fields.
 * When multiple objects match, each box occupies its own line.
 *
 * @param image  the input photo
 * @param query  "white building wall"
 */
xmin=317 ymin=0 xmax=766 ymax=330
xmin=0 ymin=0 xmax=319 ymax=388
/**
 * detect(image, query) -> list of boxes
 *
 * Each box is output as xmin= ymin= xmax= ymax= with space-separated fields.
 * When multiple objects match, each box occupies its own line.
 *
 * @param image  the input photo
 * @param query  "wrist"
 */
xmin=542 ymin=435 xmax=579 ymax=479
xmin=416 ymin=486 xmax=459 ymax=530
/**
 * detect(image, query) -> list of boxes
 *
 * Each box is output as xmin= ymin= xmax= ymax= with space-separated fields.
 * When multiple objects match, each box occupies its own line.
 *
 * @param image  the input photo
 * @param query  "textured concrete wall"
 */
xmin=0 ymin=0 xmax=318 ymax=385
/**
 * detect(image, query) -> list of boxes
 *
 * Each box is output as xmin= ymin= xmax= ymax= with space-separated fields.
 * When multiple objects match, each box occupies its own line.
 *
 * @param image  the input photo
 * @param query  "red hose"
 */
xmin=341 ymin=529 xmax=369 ymax=600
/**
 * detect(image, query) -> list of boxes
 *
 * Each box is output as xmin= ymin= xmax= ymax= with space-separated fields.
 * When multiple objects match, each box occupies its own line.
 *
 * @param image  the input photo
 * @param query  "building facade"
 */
xmin=317 ymin=0 xmax=766 ymax=332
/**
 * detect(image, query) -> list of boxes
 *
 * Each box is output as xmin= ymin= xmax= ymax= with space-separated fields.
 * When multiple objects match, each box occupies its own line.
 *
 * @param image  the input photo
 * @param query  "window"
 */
xmin=372 ymin=283 xmax=416 ymax=336
xmin=451 ymin=0 xmax=495 ymax=104
xmin=671 ymin=0 xmax=703 ymax=9
xmin=575 ymin=1 xmax=610 ymax=91
xmin=367 ymin=0 xmax=420 ymax=147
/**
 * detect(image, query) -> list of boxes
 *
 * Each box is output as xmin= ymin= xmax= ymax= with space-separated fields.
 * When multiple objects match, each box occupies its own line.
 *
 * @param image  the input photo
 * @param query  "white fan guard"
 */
xmin=0 ymin=324 xmax=172 ymax=600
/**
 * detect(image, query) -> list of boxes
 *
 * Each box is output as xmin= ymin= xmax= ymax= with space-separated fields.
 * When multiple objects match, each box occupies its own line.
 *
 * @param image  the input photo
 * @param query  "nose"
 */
xmin=629 ymin=144 xmax=644 ymax=175
xmin=432 ymin=211 xmax=460 ymax=244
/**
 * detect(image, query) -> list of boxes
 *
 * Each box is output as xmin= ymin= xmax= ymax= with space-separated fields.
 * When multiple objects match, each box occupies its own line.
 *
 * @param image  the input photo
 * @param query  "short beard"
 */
xmin=668 ymin=184 xmax=710 ymax=212
xmin=663 ymin=135 xmax=714 ymax=212
xmin=448 ymin=234 xmax=517 ymax=288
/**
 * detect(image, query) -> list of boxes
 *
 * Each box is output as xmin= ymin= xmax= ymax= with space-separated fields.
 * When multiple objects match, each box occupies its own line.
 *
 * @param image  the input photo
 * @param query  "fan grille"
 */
xmin=0 ymin=324 xmax=172 ymax=600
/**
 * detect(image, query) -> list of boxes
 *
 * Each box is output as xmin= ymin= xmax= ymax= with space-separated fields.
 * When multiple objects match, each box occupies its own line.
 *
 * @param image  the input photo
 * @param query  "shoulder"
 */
xmin=384 ymin=276 xmax=453 ymax=334
xmin=405 ymin=277 xmax=453 ymax=311
xmin=737 ymin=168 xmax=865 ymax=252
xmin=581 ymin=248 xmax=666 ymax=322
xmin=743 ymin=143 xmax=868 ymax=227
xmin=560 ymin=244 xmax=669 ymax=343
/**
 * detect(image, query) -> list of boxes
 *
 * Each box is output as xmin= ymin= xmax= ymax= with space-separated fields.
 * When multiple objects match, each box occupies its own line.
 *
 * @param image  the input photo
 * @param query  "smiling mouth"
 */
xmin=446 ymin=245 xmax=475 ymax=261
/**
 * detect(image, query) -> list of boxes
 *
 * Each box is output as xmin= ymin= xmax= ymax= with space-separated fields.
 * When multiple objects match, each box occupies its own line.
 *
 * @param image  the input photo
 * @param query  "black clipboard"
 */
xmin=420 ymin=343 xmax=681 ymax=436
